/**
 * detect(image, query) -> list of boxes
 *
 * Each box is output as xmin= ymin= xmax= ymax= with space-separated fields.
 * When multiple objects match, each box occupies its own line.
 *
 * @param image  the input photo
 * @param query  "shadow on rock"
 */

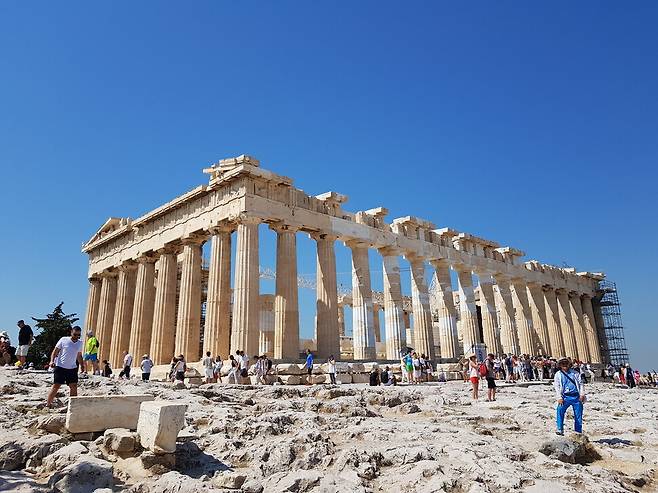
xmin=173 ymin=442 xmax=231 ymax=478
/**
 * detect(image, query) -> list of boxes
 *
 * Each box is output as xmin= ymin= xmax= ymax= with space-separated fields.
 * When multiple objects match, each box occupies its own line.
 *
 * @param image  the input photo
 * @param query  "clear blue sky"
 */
xmin=1 ymin=2 xmax=656 ymax=370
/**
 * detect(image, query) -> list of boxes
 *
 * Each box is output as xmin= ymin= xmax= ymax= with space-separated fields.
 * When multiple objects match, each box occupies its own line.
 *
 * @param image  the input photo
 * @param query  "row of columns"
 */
xmin=85 ymin=219 xmax=602 ymax=367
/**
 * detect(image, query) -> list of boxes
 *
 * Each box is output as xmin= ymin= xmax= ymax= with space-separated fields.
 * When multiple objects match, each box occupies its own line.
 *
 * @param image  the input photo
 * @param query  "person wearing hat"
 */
xmin=140 ymin=354 xmax=153 ymax=382
xmin=553 ymin=357 xmax=586 ymax=435
xmin=16 ymin=320 xmax=33 ymax=367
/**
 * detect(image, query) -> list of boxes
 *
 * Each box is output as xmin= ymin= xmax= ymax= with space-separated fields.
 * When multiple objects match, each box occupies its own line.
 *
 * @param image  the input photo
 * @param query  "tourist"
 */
xmin=140 ymin=354 xmax=153 ymax=382
xmin=419 ymin=354 xmax=427 ymax=382
xmin=213 ymin=355 xmax=223 ymax=383
xmin=625 ymin=364 xmax=636 ymax=389
xmin=102 ymin=359 xmax=112 ymax=378
xmin=238 ymin=351 xmax=249 ymax=383
xmin=202 ymin=351 xmax=214 ymax=384
xmin=554 ymin=357 xmax=585 ymax=435
xmin=173 ymin=355 xmax=186 ymax=384
xmin=227 ymin=354 xmax=239 ymax=384
xmin=485 ymin=353 xmax=496 ymax=402
xmin=411 ymin=351 xmax=422 ymax=385
xmin=382 ymin=366 xmax=395 ymax=386
xmin=402 ymin=352 xmax=413 ymax=384
xmin=46 ymin=325 xmax=84 ymax=407
xmin=168 ymin=356 xmax=177 ymax=382
xmin=493 ymin=357 xmax=502 ymax=379
xmin=16 ymin=320 xmax=33 ymax=367
xmin=83 ymin=330 xmax=100 ymax=375
xmin=0 ymin=331 xmax=13 ymax=366
xmin=468 ymin=354 xmax=480 ymax=401
xmin=256 ymin=355 xmax=268 ymax=385
xmin=504 ymin=354 xmax=514 ymax=383
xmin=119 ymin=351 xmax=133 ymax=379
xmin=304 ymin=349 xmax=314 ymax=384
xmin=369 ymin=366 xmax=380 ymax=386
xmin=327 ymin=355 xmax=337 ymax=385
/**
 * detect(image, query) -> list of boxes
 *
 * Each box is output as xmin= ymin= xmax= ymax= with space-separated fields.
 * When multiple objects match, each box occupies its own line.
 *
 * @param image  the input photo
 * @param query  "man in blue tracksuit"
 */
xmin=553 ymin=357 xmax=586 ymax=435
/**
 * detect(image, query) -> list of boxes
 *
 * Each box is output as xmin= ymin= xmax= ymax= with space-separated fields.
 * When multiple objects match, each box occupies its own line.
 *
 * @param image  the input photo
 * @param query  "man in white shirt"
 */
xmin=120 ymin=351 xmax=133 ymax=379
xmin=202 ymin=351 xmax=214 ymax=383
xmin=46 ymin=326 xmax=84 ymax=407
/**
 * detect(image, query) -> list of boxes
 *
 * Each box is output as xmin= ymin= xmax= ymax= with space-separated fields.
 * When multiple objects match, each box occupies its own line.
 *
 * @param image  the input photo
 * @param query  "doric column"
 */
xmin=455 ymin=265 xmax=480 ymax=355
xmin=581 ymin=294 xmax=602 ymax=363
xmin=403 ymin=311 xmax=412 ymax=347
xmin=408 ymin=256 xmax=435 ymax=360
xmin=84 ymin=278 xmax=102 ymax=335
xmin=543 ymin=286 xmax=565 ymax=358
xmin=477 ymin=273 xmax=501 ymax=356
xmin=527 ymin=282 xmax=551 ymax=356
xmin=130 ymin=256 xmax=157 ymax=365
xmin=259 ymin=294 xmax=275 ymax=356
xmin=372 ymin=304 xmax=382 ymax=343
xmin=380 ymin=249 xmax=405 ymax=360
xmin=429 ymin=259 xmax=458 ymax=360
xmin=556 ymin=289 xmax=578 ymax=359
xmin=494 ymin=276 xmax=519 ymax=355
xmin=591 ymin=295 xmax=609 ymax=363
xmin=347 ymin=241 xmax=375 ymax=360
xmin=569 ymin=292 xmax=591 ymax=362
xmin=272 ymin=224 xmax=300 ymax=360
xmin=337 ymin=304 xmax=345 ymax=337
xmin=150 ymin=248 xmax=178 ymax=365
xmin=175 ymin=239 xmax=203 ymax=361
xmin=204 ymin=224 xmax=233 ymax=358
xmin=109 ymin=263 xmax=137 ymax=368
xmin=313 ymin=233 xmax=340 ymax=360
xmin=230 ymin=218 xmax=260 ymax=357
xmin=96 ymin=272 xmax=118 ymax=363
xmin=510 ymin=278 xmax=536 ymax=355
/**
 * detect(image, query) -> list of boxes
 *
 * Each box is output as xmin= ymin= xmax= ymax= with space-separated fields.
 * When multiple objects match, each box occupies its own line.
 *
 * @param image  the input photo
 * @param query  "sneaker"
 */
xmin=555 ymin=431 xmax=564 ymax=436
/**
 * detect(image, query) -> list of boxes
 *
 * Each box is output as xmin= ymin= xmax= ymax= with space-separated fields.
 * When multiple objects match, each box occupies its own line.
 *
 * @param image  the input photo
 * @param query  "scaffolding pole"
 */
xmin=596 ymin=280 xmax=629 ymax=366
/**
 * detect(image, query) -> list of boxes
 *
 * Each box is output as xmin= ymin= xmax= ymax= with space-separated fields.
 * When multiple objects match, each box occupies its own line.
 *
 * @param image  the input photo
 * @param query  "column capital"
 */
xmin=581 ymin=293 xmax=592 ymax=300
xmin=269 ymin=222 xmax=300 ymax=234
xmin=136 ymin=254 xmax=158 ymax=264
xmin=452 ymin=263 xmax=473 ymax=274
xmin=404 ymin=253 xmax=426 ymax=265
xmin=378 ymin=246 xmax=402 ymax=257
xmin=180 ymin=235 xmax=206 ymax=246
xmin=234 ymin=214 xmax=261 ymax=226
xmin=568 ymin=290 xmax=581 ymax=299
xmin=541 ymin=284 xmax=555 ymax=292
xmin=309 ymin=231 xmax=338 ymax=242
xmin=429 ymin=258 xmax=450 ymax=269
xmin=156 ymin=243 xmax=182 ymax=256
xmin=555 ymin=287 xmax=568 ymax=295
xmin=88 ymin=276 xmax=102 ymax=283
xmin=117 ymin=261 xmax=138 ymax=272
xmin=98 ymin=269 xmax=118 ymax=279
xmin=209 ymin=220 xmax=235 ymax=235
xmin=344 ymin=238 xmax=369 ymax=250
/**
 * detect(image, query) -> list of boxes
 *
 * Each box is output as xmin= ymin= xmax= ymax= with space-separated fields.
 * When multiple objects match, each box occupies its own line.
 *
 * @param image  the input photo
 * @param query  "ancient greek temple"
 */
xmin=82 ymin=155 xmax=608 ymax=369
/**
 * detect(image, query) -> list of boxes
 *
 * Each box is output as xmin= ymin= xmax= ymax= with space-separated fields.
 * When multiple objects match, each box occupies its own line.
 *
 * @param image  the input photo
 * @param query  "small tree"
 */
xmin=27 ymin=302 xmax=79 ymax=367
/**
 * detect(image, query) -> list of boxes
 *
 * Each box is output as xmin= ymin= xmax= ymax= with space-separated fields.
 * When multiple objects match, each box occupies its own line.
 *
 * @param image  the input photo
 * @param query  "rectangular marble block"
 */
xmin=137 ymin=401 xmax=187 ymax=454
xmin=66 ymin=394 xmax=154 ymax=433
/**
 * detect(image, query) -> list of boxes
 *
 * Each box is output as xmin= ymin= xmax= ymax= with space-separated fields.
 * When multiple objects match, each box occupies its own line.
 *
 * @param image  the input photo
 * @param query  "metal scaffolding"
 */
xmin=597 ymin=280 xmax=629 ymax=366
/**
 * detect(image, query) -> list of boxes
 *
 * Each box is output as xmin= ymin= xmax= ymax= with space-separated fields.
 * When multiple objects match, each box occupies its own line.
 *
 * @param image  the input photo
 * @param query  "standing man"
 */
xmin=119 ymin=351 xmax=133 ymax=379
xmin=202 ymin=351 xmax=214 ymax=384
xmin=554 ymin=357 xmax=586 ymax=435
xmin=16 ymin=320 xmax=33 ymax=367
xmin=83 ymin=330 xmax=100 ymax=375
xmin=304 ymin=349 xmax=314 ymax=385
xmin=140 ymin=354 xmax=153 ymax=382
xmin=485 ymin=353 xmax=497 ymax=402
xmin=46 ymin=326 xmax=84 ymax=407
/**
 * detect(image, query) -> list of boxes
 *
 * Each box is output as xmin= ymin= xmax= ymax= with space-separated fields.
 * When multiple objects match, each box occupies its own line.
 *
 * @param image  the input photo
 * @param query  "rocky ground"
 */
xmin=0 ymin=369 xmax=657 ymax=493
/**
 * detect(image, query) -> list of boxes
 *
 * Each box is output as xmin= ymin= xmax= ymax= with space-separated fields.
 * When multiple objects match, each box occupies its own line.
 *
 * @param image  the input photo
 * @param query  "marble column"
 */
xmin=273 ymin=224 xmax=300 ymax=359
xmin=556 ymin=289 xmax=578 ymax=359
xmin=581 ymin=294 xmax=602 ymax=363
xmin=494 ymin=276 xmax=519 ymax=355
xmin=403 ymin=311 xmax=412 ymax=348
xmin=510 ymin=278 xmax=536 ymax=356
xmin=150 ymin=249 xmax=178 ymax=365
xmin=204 ymin=225 xmax=233 ymax=359
xmin=429 ymin=260 xmax=458 ymax=359
xmin=409 ymin=256 xmax=435 ymax=360
xmin=569 ymin=292 xmax=591 ymax=362
xmin=348 ymin=241 xmax=375 ymax=360
xmin=84 ymin=278 xmax=102 ymax=336
xmin=129 ymin=257 xmax=156 ymax=365
xmin=592 ymin=296 xmax=609 ymax=363
xmin=230 ymin=218 xmax=260 ymax=357
xmin=96 ymin=272 xmax=118 ymax=363
xmin=109 ymin=263 xmax=137 ymax=368
xmin=543 ymin=286 xmax=565 ymax=358
xmin=527 ymin=283 xmax=551 ymax=356
xmin=314 ymin=233 xmax=340 ymax=360
xmin=456 ymin=266 xmax=480 ymax=356
xmin=477 ymin=273 xmax=502 ymax=356
xmin=175 ymin=240 xmax=203 ymax=361
xmin=372 ymin=304 xmax=382 ymax=343
xmin=259 ymin=294 xmax=275 ymax=356
xmin=337 ymin=304 xmax=345 ymax=338
xmin=381 ymin=249 xmax=405 ymax=360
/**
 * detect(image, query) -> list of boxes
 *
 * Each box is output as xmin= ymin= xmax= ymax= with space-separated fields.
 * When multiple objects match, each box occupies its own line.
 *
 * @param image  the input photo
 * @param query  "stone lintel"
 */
xmin=364 ymin=207 xmax=389 ymax=218
xmin=391 ymin=215 xmax=435 ymax=230
xmin=315 ymin=191 xmax=349 ymax=205
xmin=495 ymin=246 xmax=525 ymax=257
xmin=434 ymin=227 xmax=458 ymax=238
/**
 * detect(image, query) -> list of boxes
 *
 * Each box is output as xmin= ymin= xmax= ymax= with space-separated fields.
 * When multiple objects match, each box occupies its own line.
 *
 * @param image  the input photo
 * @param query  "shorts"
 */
xmin=175 ymin=371 xmax=185 ymax=381
xmin=54 ymin=366 xmax=79 ymax=385
xmin=83 ymin=353 xmax=98 ymax=362
xmin=486 ymin=377 xmax=496 ymax=389
xmin=307 ymin=367 xmax=313 ymax=376
xmin=204 ymin=368 xmax=214 ymax=379
xmin=142 ymin=372 xmax=150 ymax=381
xmin=470 ymin=376 xmax=479 ymax=385
xmin=16 ymin=345 xmax=30 ymax=357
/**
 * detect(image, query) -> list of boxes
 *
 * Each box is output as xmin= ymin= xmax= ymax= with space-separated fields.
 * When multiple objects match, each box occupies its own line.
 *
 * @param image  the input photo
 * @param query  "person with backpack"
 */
xmin=484 ymin=353 xmax=497 ymax=402
xmin=554 ymin=357 xmax=586 ymax=435
xmin=173 ymin=355 xmax=186 ymax=385
xmin=468 ymin=354 xmax=480 ymax=401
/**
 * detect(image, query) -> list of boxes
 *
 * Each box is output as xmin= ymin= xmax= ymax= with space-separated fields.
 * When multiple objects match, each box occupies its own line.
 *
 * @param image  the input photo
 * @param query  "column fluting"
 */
xmin=494 ymin=276 xmax=519 ymax=355
xmin=130 ymin=257 xmax=157 ymax=365
xmin=430 ymin=260 xmax=458 ymax=360
xmin=527 ymin=283 xmax=551 ymax=356
xmin=543 ymin=286 xmax=565 ymax=358
xmin=110 ymin=263 xmax=137 ymax=368
xmin=477 ymin=273 xmax=502 ymax=356
xmin=456 ymin=266 xmax=480 ymax=355
xmin=273 ymin=224 xmax=300 ymax=360
xmin=510 ymin=278 xmax=536 ymax=355
xmin=150 ymin=249 xmax=178 ymax=365
xmin=348 ymin=241 xmax=375 ymax=360
xmin=175 ymin=240 xmax=203 ymax=361
xmin=581 ymin=294 xmax=602 ymax=363
xmin=381 ymin=249 xmax=405 ymax=360
xmin=314 ymin=233 xmax=340 ymax=360
xmin=556 ymin=289 xmax=578 ymax=360
xmin=204 ymin=225 xmax=233 ymax=359
xmin=569 ymin=291 xmax=591 ymax=362
xmin=96 ymin=272 xmax=118 ymax=363
xmin=409 ymin=256 xmax=435 ymax=360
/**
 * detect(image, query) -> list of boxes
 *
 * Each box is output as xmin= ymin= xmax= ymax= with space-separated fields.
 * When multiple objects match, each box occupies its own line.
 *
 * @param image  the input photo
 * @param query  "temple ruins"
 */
xmin=81 ymin=155 xmax=609 ymax=369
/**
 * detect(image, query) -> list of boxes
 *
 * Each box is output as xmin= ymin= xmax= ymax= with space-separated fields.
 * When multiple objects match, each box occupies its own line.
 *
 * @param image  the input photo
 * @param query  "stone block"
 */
xmin=351 ymin=373 xmax=370 ymax=384
xmin=103 ymin=428 xmax=137 ymax=453
xmin=137 ymin=401 xmax=187 ymax=454
xmin=276 ymin=363 xmax=303 ymax=375
xmin=278 ymin=375 xmax=301 ymax=385
xmin=66 ymin=394 xmax=154 ymax=433
xmin=348 ymin=363 xmax=366 ymax=373
xmin=336 ymin=373 xmax=352 ymax=384
xmin=363 ymin=362 xmax=379 ymax=372
xmin=307 ymin=374 xmax=327 ymax=384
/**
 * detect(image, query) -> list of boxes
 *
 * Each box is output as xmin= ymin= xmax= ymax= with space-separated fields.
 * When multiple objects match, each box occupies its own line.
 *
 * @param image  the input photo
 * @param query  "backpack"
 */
xmin=240 ymin=368 xmax=248 ymax=378
xmin=479 ymin=362 xmax=488 ymax=377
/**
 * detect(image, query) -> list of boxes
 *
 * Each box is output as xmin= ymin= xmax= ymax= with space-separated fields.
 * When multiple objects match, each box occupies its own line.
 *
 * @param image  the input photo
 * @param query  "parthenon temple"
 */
xmin=82 ymin=155 xmax=609 ymax=369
